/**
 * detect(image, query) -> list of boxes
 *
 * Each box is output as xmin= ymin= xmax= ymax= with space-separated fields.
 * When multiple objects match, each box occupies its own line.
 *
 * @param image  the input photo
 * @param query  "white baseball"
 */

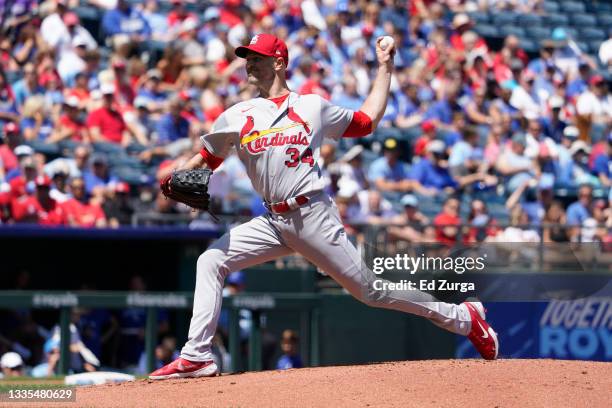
xmin=379 ymin=36 xmax=394 ymax=51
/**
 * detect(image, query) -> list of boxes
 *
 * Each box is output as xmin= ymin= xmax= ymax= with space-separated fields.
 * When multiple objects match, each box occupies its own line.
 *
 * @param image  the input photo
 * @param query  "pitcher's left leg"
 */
xmin=283 ymin=196 xmax=471 ymax=336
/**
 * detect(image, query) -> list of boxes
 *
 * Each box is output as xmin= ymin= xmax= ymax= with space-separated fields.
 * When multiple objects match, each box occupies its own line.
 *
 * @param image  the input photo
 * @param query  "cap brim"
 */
xmin=235 ymin=45 xmax=274 ymax=59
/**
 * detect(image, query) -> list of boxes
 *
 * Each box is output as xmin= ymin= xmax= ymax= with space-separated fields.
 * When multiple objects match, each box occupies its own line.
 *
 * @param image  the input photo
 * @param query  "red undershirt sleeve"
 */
xmin=342 ymin=110 xmax=373 ymax=138
xmin=199 ymin=147 xmax=224 ymax=170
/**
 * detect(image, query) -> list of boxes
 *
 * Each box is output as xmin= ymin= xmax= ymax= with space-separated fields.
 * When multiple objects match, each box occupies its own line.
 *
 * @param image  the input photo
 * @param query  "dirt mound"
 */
xmin=47 ymin=360 xmax=612 ymax=407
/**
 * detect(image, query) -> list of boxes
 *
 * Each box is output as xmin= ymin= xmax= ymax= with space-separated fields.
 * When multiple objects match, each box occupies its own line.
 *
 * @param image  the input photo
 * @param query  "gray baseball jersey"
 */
xmin=200 ymin=92 xmax=352 ymax=203
xmin=181 ymin=92 xmax=473 ymax=364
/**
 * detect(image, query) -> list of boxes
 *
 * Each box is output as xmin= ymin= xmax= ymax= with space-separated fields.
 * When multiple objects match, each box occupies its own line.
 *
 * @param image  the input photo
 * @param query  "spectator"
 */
xmin=592 ymin=133 xmax=611 ymax=187
xmin=155 ymin=96 xmax=190 ymax=145
xmin=102 ymin=0 xmax=151 ymax=48
xmin=103 ymin=182 xmax=134 ymax=227
xmin=12 ymin=175 xmax=68 ymax=225
xmin=368 ymin=138 xmax=412 ymax=193
xmin=82 ymin=154 xmax=118 ymax=196
xmin=510 ymin=69 xmax=541 ymax=117
xmin=8 ymin=154 xmax=38 ymax=198
xmin=567 ymin=184 xmax=594 ymax=241
xmin=336 ymin=145 xmax=369 ymax=192
xmin=496 ymin=133 xmax=539 ymax=192
xmin=56 ymin=12 xmax=98 ymax=81
xmin=410 ymin=140 xmax=457 ymax=194
xmin=140 ymin=0 xmax=170 ymax=42
xmin=387 ymin=194 xmax=430 ymax=243
xmin=276 ymin=330 xmax=303 ymax=370
xmin=12 ymin=63 xmax=44 ymax=108
xmin=542 ymin=201 xmax=569 ymax=243
xmin=0 ymin=352 xmax=25 ymax=377
xmin=576 ymin=75 xmax=611 ymax=138
xmin=433 ymin=197 xmax=461 ymax=246
xmin=599 ymin=30 xmax=612 ymax=69
xmin=135 ymin=69 xmax=166 ymax=114
xmin=20 ymin=96 xmax=53 ymax=142
xmin=62 ymin=176 xmax=107 ymax=228
xmin=0 ymin=123 xmax=25 ymax=174
xmin=87 ymin=84 xmax=131 ymax=145
xmin=413 ymin=120 xmax=436 ymax=158
xmin=47 ymin=96 xmax=90 ymax=144
xmin=466 ymin=199 xmax=499 ymax=243
xmin=541 ymin=95 xmax=567 ymax=142
xmin=355 ymin=189 xmax=396 ymax=224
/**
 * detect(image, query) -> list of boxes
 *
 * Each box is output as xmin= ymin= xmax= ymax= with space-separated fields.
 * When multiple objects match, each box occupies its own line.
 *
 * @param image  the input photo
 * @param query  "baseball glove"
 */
xmin=160 ymin=169 xmax=212 ymax=211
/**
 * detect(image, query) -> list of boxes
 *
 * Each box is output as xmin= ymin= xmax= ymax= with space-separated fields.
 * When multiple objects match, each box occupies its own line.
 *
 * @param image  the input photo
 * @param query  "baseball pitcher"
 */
xmin=150 ymin=34 xmax=498 ymax=380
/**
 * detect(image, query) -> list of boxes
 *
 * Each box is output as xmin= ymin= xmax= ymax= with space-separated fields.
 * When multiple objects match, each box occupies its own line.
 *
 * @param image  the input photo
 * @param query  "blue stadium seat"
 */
xmin=595 ymin=3 xmax=612 ymax=12
xmin=574 ymin=41 xmax=589 ymax=53
xmin=519 ymin=38 xmax=538 ymax=54
xmin=500 ymin=26 xmax=525 ymax=38
xmin=525 ymin=27 xmax=552 ymax=41
xmin=492 ymin=14 xmax=517 ymax=27
xmin=570 ymin=13 xmax=597 ymax=27
xmin=579 ymin=28 xmax=606 ymax=41
xmin=474 ymin=24 xmax=500 ymax=39
xmin=74 ymin=6 xmax=103 ymax=45
xmin=589 ymin=40 xmax=604 ymax=56
xmin=597 ymin=14 xmax=612 ymax=28
xmin=560 ymin=1 xmax=586 ymax=13
xmin=467 ymin=11 xmax=490 ymax=25
xmin=518 ymin=14 xmax=542 ymax=27
xmin=544 ymin=13 xmax=569 ymax=27
xmin=543 ymin=1 xmax=560 ymax=13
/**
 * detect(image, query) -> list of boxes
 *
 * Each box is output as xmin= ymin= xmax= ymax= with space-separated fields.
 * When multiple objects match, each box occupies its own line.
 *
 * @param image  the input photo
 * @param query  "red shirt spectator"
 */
xmin=62 ymin=198 xmax=106 ymax=227
xmin=87 ymin=85 xmax=127 ymax=144
xmin=413 ymin=120 xmax=436 ymax=157
xmin=433 ymin=198 xmax=461 ymax=246
xmin=12 ymin=175 xmax=68 ymax=225
xmin=59 ymin=114 xmax=87 ymax=142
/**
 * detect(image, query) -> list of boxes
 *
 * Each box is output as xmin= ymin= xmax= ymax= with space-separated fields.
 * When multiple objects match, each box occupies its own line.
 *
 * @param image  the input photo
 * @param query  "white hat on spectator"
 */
xmin=337 ymin=179 xmax=360 ymax=199
xmin=340 ymin=145 xmax=364 ymax=163
xmin=228 ymin=24 xmax=247 ymax=48
xmin=64 ymin=95 xmax=80 ymax=108
xmin=0 ymin=352 xmax=23 ymax=369
xmin=180 ymin=17 xmax=198 ymax=33
xmin=400 ymin=194 xmax=418 ymax=208
xmin=72 ymin=36 xmax=88 ymax=48
xmin=14 ymin=145 xmax=34 ymax=157
xmin=452 ymin=13 xmax=472 ymax=29
xmin=563 ymin=126 xmax=579 ymax=138
xmin=569 ymin=140 xmax=591 ymax=156
xmin=100 ymin=83 xmax=115 ymax=95
xmin=134 ymin=96 xmax=148 ymax=109
xmin=427 ymin=140 xmax=445 ymax=154
xmin=549 ymin=95 xmax=564 ymax=109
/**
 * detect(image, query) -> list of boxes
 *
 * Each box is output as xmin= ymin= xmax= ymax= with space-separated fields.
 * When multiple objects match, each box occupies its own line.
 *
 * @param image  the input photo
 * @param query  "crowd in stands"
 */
xmin=0 ymin=0 xmax=609 ymax=245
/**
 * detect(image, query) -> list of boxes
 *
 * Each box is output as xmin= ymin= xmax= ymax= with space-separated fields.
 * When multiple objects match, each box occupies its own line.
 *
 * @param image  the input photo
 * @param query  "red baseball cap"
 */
xmin=421 ymin=120 xmax=435 ymax=132
xmin=3 ymin=122 xmax=19 ymax=134
xmin=589 ymin=75 xmax=604 ymax=86
xmin=235 ymin=34 xmax=289 ymax=66
xmin=35 ymin=175 xmax=52 ymax=187
xmin=115 ymin=182 xmax=130 ymax=194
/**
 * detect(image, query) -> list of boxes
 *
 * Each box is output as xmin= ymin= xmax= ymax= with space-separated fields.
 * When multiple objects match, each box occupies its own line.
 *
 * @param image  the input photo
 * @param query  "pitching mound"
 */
xmin=73 ymin=360 xmax=612 ymax=407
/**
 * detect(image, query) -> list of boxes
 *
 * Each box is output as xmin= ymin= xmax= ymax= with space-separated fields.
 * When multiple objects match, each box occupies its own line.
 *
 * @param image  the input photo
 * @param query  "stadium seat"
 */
xmin=519 ymin=38 xmax=538 ymax=54
xmin=525 ymin=27 xmax=551 ymax=42
xmin=589 ymin=40 xmax=604 ymax=56
xmin=543 ymin=1 xmax=560 ymax=13
xmin=574 ymin=41 xmax=589 ymax=53
xmin=500 ymin=26 xmax=525 ymax=38
xmin=474 ymin=24 xmax=500 ymax=39
xmin=467 ymin=12 xmax=490 ymax=25
xmin=570 ymin=13 xmax=597 ymax=27
xmin=492 ymin=14 xmax=517 ymax=27
xmin=544 ymin=13 xmax=569 ymax=27
xmin=518 ymin=14 xmax=542 ymax=27
xmin=560 ymin=1 xmax=586 ymax=13
xmin=595 ymin=2 xmax=612 ymax=12
xmin=597 ymin=14 xmax=612 ymax=28
xmin=579 ymin=28 xmax=606 ymax=41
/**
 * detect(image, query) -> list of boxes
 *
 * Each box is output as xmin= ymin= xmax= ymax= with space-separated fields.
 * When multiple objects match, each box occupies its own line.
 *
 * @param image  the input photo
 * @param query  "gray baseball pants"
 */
xmin=181 ymin=193 xmax=471 ymax=362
